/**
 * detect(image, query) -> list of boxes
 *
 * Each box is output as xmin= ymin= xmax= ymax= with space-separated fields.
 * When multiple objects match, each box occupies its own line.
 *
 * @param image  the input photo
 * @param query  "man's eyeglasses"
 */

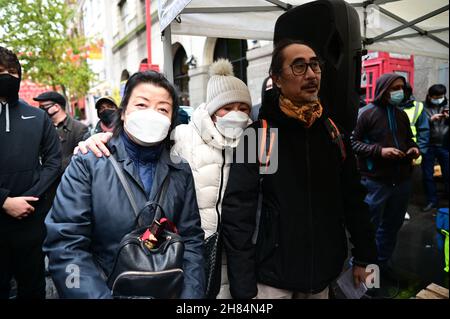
xmin=288 ymin=60 xmax=323 ymax=76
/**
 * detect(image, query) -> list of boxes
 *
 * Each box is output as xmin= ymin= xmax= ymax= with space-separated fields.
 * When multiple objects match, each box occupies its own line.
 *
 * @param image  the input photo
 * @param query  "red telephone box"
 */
xmin=361 ymin=51 xmax=414 ymax=105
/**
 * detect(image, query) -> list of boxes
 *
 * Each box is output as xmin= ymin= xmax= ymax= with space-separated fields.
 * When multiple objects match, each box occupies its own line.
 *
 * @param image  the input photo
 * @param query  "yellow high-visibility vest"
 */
xmin=403 ymin=101 xmax=424 ymax=165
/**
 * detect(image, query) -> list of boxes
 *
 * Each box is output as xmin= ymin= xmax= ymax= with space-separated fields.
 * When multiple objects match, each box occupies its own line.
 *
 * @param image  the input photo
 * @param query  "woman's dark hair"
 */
xmin=113 ymin=71 xmax=180 ymax=144
xmin=0 ymin=46 xmax=21 ymax=79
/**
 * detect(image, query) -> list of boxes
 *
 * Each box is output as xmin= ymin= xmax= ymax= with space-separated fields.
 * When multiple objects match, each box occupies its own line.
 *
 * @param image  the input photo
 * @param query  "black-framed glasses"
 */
xmin=288 ymin=60 xmax=323 ymax=76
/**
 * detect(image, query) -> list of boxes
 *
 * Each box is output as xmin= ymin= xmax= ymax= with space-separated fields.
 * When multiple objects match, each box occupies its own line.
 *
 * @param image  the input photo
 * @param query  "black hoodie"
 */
xmin=351 ymin=73 xmax=417 ymax=184
xmin=0 ymin=98 xmax=61 ymax=232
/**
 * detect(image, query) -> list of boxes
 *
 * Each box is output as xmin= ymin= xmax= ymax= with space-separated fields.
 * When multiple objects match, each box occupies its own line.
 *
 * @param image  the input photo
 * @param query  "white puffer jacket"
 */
xmin=172 ymin=103 xmax=248 ymax=239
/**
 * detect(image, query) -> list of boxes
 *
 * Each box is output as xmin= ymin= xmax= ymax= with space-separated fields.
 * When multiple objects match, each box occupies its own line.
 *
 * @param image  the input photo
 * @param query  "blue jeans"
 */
xmin=421 ymin=146 xmax=449 ymax=206
xmin=361 ymin=178 xmax=412 ymax=263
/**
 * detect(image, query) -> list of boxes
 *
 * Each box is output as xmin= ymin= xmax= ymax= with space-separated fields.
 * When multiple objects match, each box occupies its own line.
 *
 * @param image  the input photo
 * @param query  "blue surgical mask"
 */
xmin=389 ymin=89 xmax=404 ymax=105
xmin=431 ymin=97 xmax=445 ymax=105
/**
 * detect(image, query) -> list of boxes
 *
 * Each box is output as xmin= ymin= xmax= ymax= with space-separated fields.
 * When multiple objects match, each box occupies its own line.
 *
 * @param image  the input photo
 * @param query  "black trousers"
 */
xmin=0 ymin=226 xmax=46 ymax=299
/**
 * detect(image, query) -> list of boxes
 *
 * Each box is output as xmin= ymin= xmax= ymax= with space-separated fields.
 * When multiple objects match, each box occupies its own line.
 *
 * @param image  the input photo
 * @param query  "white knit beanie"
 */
xmin=206 ymin=59 xmax=252 ymax=115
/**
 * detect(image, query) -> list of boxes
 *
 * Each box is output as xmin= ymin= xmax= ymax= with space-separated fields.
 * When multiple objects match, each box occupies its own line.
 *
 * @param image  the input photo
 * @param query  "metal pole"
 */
xmin=145 ymin=0 xmax=152 ymax=65
xmin=162 ymin=24 xmax=174 ymax=83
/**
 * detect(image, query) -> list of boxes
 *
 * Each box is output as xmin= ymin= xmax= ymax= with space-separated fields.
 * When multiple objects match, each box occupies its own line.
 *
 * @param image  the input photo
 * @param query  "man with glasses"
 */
xmin=33 ymin=91 xmax=88 ymax=171
xmin=221 ymin=39 xmax=377 ymax=299
xmin=0 ymin=46 xmax=61 ymax=299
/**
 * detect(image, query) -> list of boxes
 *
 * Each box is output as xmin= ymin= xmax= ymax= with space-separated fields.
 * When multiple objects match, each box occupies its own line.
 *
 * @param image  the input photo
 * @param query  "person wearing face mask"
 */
xmin=220 ymin=39 xmax=377 ymax=299
xmin=76 ymin=59 xmax=253 ymax=299
xmin=352 ymin=73 xmax=419 ymax=276
xmin=43 ymin=71 xmax=205 ymax=299
xmin=421 ymin=84 xmax=449 ymax=212
xmin=83 ymin=96 xmax=118 ymax=140
xmin=33 ymin=91 xmax=88 ymax=171
xmin=172 ymin=59 xmax=252 ymax=299
xmin=0 ymin=47 xmax=61 ymax=299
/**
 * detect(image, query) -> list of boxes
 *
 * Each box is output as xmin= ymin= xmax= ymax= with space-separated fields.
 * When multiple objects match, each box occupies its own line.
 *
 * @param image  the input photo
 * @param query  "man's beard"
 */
xmin=305 ymin=93 xmax=319 ymax=103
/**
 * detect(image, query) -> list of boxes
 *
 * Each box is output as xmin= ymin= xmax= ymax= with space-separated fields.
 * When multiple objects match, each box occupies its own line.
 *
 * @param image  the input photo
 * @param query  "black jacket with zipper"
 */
xmin=221 ymin=93 xmax=377 ymax=298
xmin=0 ymin=99 xmax=61 ymax=233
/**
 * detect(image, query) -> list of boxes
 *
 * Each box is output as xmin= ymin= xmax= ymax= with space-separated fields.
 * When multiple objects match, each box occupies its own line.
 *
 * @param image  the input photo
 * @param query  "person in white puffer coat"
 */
xmin=76 ymin=60 xmax=252 ymax=299
xmin=172 ymin=59 xmax=252 ymax=299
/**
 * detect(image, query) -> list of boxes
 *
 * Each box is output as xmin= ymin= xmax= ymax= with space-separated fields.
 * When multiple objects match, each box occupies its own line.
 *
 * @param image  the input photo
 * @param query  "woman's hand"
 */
xmin=73 ymin=132 xmax=113 ymax=157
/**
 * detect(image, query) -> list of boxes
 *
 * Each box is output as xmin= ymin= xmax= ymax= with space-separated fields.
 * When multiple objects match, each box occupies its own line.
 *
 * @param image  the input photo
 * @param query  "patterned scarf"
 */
xmin=279 ymin=95 xmax=323 ymax=128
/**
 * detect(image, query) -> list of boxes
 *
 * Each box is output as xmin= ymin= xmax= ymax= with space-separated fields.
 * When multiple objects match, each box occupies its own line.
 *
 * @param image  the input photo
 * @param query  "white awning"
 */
xmin=158 ymin=0 xmax=449 ymax=59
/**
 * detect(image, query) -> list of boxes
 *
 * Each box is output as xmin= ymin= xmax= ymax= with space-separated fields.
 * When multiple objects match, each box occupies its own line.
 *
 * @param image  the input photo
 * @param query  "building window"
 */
xmin=438 ymin=63 xmax=449 ymax=91
xmin=174 ymin=46 xmax=190 ymax=106
xmin=119 ymin=0 xmax=131 ymax=34
xmin=213 ymin=38 xmax=248 ymax=84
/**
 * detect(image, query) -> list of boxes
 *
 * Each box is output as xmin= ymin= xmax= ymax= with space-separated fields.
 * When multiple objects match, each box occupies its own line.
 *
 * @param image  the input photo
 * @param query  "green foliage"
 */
xmin=0 ymin=0 xmax=95 ymax=97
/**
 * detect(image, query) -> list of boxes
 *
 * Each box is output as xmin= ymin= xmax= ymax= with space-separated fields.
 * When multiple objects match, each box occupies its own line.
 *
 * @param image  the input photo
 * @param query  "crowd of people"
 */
xmin=0 ymin=39 xmax=448 ymax=299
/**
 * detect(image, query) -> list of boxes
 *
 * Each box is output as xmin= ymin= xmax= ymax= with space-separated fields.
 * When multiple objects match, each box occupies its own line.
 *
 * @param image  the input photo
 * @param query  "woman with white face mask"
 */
xmin=44 ymin=71 xmax=205 ymax=299
xmin=78 ymin=59 xmax=252 ymax=299
xmin=171 ymin=59 xmax=252 ymax=299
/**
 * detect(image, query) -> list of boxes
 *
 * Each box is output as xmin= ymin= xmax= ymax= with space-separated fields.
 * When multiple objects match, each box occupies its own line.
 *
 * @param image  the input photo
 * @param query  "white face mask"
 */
xmin=431 ymin=97 xmax=445 ymax=105
xmin=215 ymin=111 xmax=249 ymax=139
xmin=124 ymin=108 xmax=171 ymax=146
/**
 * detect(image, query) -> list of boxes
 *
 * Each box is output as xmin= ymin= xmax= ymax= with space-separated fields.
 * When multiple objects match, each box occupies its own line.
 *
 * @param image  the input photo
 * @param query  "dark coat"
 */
xmin=0 ymin=99 xmax=61 ymax=234
xmin=351 ymin=74 xmax=417 ymax=184
xmin=221 ymin=93 xmax=377 ymax=299
xmin=44 ymin=137 xmax=205 ymax=299
xmin=56 ymin=115 xmax=88 ymax=171
xmin=424 ymin=98 xmax=449 ymax=148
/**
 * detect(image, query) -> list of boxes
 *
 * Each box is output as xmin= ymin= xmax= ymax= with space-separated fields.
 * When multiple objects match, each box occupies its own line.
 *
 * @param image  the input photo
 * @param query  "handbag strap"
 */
xmin=109 ymin=155 xmax=139 ymax=217
xmin=152 ymin=173 xmax=170 ymax=222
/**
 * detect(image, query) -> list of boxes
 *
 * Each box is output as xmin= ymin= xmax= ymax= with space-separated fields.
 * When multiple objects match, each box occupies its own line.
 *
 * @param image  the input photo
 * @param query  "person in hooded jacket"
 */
xmin=44 ymin=71 xmax=205 ymax=299
xmin=351 ymin=73 xmax=419 ymax=270
xmin=0 ymin=46 xmax=61 ymax=299
xmin=219 ymin=39 xmax=377 ymax=299
xmin=76 ymin=59 xmax=253 ymax=299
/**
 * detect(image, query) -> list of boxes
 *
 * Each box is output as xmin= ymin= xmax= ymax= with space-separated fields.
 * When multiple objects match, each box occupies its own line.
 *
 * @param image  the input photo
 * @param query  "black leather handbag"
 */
xmin=107 ymin=156 xmax=184 ymax=299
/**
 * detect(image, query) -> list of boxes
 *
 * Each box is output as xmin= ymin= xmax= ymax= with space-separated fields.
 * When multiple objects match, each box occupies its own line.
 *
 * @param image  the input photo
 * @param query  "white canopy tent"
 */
xmin=158 ymin=0 xmax=449 ymax=82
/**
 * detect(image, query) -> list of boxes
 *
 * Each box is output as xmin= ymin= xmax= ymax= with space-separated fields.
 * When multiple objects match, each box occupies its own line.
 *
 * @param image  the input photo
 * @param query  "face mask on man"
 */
xmin=42 ymin=104 xmax=59 ymax=117
xmin=389 ymin=89 xmax=404 ymax=105
xmin=431 ymin=97 xmax=445 ymax=105
xmin=215 ymin=111 xmax=250 ymax=139
xmin=124 ymin=108 xmax=171 ymax=146
xmin=98 ymin=109 xmax=116 ymax=127
xmin=0 ymin=73 xmax=20 ymax=102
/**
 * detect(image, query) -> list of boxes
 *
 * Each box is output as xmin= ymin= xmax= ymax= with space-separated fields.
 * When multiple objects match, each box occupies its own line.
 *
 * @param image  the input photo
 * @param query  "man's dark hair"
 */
xmin=113 ymin=71 xmax=180 ymax=143
xmin=0 ymin=46 xmax=21 ymax=79
xmin=428 ymin=84 xmax=447 ymax=97
xmin=269 ymin=39 xmax=319 ymax=78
